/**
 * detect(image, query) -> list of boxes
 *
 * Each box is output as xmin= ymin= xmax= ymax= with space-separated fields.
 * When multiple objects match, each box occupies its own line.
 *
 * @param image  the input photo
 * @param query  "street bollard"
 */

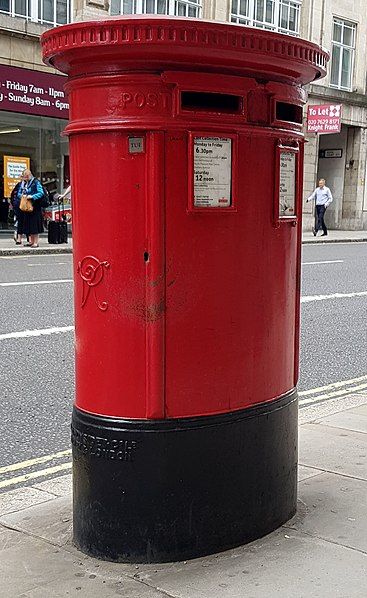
xmin=41 ymin=17 xmax=328 ymax=563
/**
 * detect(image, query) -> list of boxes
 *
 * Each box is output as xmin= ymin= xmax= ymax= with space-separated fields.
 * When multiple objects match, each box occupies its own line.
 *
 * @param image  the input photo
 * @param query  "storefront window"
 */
xmin=0 ymin=112 xmax=70 ymax=228
xmin=0 ymin=64 xmax=70 ymax=228
xmin=0 ymin=112 xmax=69 ymax=199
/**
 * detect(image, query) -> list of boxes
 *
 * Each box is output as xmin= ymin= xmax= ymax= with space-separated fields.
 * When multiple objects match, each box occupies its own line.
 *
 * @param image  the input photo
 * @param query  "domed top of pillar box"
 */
xmin=41 ymin=16 xmax=328 ymax=85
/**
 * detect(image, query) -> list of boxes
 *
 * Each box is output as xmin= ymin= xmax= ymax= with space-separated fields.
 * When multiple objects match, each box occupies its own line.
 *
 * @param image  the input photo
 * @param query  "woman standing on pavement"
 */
xmin=17 ymin=169 xmax=44 ymax=247
xmin=10 ymin=172 xmax=25 ymax=244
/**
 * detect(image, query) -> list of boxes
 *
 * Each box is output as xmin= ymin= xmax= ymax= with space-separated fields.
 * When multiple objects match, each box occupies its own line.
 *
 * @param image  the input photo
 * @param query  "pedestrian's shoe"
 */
xmin=321 ymin=232 xmax=328 ymax=236
xmin=312 ymin=228 xmax=317 ymax=236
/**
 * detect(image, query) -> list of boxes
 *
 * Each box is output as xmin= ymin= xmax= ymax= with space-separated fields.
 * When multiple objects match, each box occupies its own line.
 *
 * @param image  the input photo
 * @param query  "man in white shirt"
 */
xmin=307 ymin=178 xmax=333 ymax=236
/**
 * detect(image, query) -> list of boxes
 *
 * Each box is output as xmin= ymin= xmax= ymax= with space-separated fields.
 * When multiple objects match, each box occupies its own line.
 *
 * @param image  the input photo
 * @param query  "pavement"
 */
xmin=302 ymin=229 xmax=367 ymax=244
xmin=0 ymin=229 xmax=366 ymax=256
xmin=1 ymin=393 xmax=367 ymax=597
xmin=0 ymin=231 xmax=72 ymax=255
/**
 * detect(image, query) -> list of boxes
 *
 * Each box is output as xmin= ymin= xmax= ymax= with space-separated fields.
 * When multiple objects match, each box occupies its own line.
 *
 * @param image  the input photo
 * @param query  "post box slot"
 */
xmin=276 ymin=102 xmax=302 ymax=124
xmin=181 ymin=91 xmax=241 ymax=114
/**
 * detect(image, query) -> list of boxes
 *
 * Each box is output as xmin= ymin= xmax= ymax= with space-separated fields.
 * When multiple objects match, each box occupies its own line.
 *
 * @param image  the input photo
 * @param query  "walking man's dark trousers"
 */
xmin=315 ymin=204 xmax=327 ymax=235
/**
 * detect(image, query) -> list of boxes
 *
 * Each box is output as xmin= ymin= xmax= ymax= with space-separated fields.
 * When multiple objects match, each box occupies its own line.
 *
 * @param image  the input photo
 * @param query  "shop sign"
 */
xmin=319 ymin=148 xmax=343 ymax=159
xmin=193 ymin=137 xmax=232 ymax=207
xmin=4 ymin=155 xmax=30 ymax=198
xmin=0 ymin=64 xmax=69 ymax=119
xmin=307 ymin=104 xmax=342 ymax=134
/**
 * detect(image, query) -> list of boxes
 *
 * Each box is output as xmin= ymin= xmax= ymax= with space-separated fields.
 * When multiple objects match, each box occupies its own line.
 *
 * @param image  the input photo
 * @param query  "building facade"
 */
xmin=0 ymin=3 xmax=70 ymax=221
xmin=300 ymin=0 xmax=367 ymax=230
xmin=1 ymin=0 xmax=367 ymax=228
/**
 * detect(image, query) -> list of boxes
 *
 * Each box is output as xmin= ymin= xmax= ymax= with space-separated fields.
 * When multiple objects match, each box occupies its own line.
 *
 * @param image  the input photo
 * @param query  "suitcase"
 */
xmin=59 ymin=220 xmax=68 ymax=244
xmin=48 ymin=220 xmax=61 ymax=244
xmin=47 ymin=199 xmax=68 ymax=244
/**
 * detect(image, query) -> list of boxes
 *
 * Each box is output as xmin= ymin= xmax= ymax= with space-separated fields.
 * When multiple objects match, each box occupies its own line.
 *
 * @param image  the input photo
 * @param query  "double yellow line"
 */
xmin=298 ymin=373 xmax=367 ymax=406
xmin=0 ymin=449 xmax=71 ymax=490
xmin=1 ymin=374 xmax=367 ymax=492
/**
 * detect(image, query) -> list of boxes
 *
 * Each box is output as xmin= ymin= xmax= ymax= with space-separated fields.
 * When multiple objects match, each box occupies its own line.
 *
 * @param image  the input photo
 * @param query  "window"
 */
xmin=231 ymin=0 xmax=301 ymax=36
xmin=0 ymin=0 xmax=70 ymax=25
xmin=330 ymin=18 xmax=356 ymax=91
xmin=110 ymin=0 xmax=202 ymax=18
xmin=231 ymin=0 xmax=251 ymax=25
xmin=0 ymin=112 xmax=69 ymax=199
xmin=278 ymin=0 xmax=300 ymax=34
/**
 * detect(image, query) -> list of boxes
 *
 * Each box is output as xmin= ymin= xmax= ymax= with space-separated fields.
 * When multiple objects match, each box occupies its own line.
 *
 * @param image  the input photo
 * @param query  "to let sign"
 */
xmin=307 ymin=104 xmax=342 ymax=134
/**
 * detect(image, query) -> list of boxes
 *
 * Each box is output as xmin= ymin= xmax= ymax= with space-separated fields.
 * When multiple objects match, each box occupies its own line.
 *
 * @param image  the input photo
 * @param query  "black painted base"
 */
xmin=72 ymin=390 xmax=298 ymax=563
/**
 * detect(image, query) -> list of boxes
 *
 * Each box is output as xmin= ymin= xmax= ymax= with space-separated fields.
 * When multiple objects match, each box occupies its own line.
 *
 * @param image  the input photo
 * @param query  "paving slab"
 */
xmin=0 ymin=233 xmax=72 ymax=256
xmin=33 ymin=474 xmax=72 ymax=497
xmin=0 ymin=533 xmax=165 ymax=598
xmin=17 ymin=569 xmax=168 ymax=598
xmin=0 ymin=535 xmax=80 ymax=595
xmin=0 ymin=496 xmax=72 ymax=547
xmin=298 ymin=465 xmax=323 ymax=482
xmin=1 ymin=399 xmax=367 ymax=597
xmin=315 ymin=404 xmax=367 ymax=434
xmin=298 ymin=394 xmax=367 ymax=425
xmin=290 ymin=472 xmax=367 ymax=553
xmin=0 ymin=525 xmax=25 ymax=550
xmin=299 ymin=423 xmax=367 ymax=480
xmin=132 ymin=528 xmax=367 ymax=598
xmin=0 ymin=486 xmax=55 ymax=517
xmin=302 ymin=230 xmax=367 ymax=244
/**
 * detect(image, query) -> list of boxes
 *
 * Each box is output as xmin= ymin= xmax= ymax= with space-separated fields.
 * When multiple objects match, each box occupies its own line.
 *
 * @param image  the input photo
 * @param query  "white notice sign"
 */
xmin=279 ymin=151 xmax=296 ymax=217
xmin=194 ymin=137 xmax=232 ymax=207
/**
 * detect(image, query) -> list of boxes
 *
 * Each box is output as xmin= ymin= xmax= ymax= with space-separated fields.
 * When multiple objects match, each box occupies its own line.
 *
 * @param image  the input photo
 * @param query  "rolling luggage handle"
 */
xmin=59 ymin=198 xmax=68 ymax=244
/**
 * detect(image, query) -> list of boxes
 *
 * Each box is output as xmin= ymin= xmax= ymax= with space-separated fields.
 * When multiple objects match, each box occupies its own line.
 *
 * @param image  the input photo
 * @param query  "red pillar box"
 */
xmin=42 ymin=18 xmax=327 ymax=563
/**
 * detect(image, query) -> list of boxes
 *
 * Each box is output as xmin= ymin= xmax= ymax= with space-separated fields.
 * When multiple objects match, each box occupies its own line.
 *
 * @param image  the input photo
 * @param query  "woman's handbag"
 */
xmin=19 ymin=195 xmax=33 ymax=213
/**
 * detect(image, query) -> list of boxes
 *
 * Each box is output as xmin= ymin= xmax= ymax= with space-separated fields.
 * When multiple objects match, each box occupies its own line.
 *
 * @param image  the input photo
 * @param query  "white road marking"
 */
xmin=0 ymin=279 xmax=72 ymax=287
xmin=1 ymin=285 xmax=366 ymax=342
xmin=0 ymin=462 xmax=72 ymax=489
xmin=0 ymin=326 xmax=74 ymax=341
xmin=0 ymin=254 xmax=72 ymax=260
xmin=27 ymin=262 xmax=69 ymax=267
xmin=0 ymin=449 xmax=71 ymax=475
xmin=302 ymin=260 xmax=344 ymax=265
xmin=301 ymin=290 xmax=367 ymax=303
xmin=0 ymin=256 xmax=29 ymax=260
